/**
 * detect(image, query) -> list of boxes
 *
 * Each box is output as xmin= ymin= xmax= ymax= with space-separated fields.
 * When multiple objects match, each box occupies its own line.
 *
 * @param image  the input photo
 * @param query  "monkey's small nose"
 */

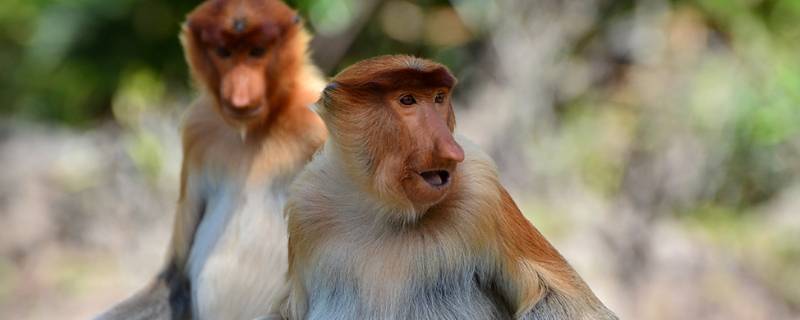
xmin=230 ymin=94 xmax=253 ymax=108
xmin=223 ymin=66 xmax=263 ymax=109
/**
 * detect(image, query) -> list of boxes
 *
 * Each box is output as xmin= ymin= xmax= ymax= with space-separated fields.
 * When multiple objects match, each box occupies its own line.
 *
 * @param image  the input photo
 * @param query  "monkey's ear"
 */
xmin=319 ymin=82 xmax=339 ymax=109
xmin=323 ymin=82 xmax=339 ymax=93
xmin=293 ymin=14 xmax=302 ymax=24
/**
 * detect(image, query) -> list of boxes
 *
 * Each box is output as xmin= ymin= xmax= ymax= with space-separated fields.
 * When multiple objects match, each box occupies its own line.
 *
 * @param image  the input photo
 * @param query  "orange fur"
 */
xmin=284 ymin=55 xmax=616 ymax=320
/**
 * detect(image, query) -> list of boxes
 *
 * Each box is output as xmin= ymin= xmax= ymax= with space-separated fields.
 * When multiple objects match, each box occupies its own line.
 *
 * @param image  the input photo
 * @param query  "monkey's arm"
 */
xmin=93 ymin=266 xmax=191 ymax=320
xmin=165 ymin=161 xmax=206 ymax=277
xmin=282 ymin=275 xmax=307 ymax=320
xmin=95 ymin=161 xmax=204 ymax=320
xmin=282 ymin=201 xmax=309 ymax=320
xmin=491 ymin=185 xmax=617 ymax=320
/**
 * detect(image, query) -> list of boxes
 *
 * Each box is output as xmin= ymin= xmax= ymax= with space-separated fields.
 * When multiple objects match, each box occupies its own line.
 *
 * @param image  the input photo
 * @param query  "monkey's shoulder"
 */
xmin=278 ymin=104 xmax=327 ymax=154
xmin=179 ymin=98 xmax=237 ymax=161
xmin=285 ymin=150 xmax=348 ymax=214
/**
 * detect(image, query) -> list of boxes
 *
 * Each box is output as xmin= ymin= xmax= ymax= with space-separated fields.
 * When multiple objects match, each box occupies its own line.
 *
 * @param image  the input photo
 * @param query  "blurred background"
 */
xmin=1 ymin=0 xmax=799 ymax=319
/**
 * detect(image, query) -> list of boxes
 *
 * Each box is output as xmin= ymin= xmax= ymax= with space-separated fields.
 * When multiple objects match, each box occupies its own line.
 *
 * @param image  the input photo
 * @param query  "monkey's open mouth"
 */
xmin=419 ymin=170 xmax=451 ymax=187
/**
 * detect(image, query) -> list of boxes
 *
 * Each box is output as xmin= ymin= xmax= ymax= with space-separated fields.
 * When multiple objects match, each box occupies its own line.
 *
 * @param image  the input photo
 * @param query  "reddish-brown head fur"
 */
xmin=320 ymin=55 xmax=464 ymax=213
xmin=182 ymin=0 xmax=311 ymax=129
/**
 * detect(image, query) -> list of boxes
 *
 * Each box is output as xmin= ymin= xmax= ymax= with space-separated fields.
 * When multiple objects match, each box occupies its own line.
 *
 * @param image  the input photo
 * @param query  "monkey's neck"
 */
xmin=238 ymin=107 xmax=306 ymax=148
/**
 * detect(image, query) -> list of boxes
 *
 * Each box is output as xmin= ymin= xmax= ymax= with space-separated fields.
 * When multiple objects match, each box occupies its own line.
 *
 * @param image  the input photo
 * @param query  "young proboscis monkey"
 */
xmin=283 ymin=55 xmax=617 ymax=320
xmin=97 ymin=1 xmax=326 ymax=319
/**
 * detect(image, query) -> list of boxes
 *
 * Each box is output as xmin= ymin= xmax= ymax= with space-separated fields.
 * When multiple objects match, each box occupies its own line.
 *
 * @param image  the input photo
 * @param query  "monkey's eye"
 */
xmin=434 ymin=93 xmax=445 ymax=104
xmin=249 ymin=46 xmax=266 ymax=57
xmin=216 ymin=47 xmax=232 ymax=58
xmin=399 ymin=94 xmax=416 ymax=105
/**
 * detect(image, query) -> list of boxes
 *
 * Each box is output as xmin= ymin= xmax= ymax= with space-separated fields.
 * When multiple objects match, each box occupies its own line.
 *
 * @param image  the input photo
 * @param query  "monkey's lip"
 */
xmin=418 ymin=169 xmax=451 ymax=188
xmin=223 ymin=104 xmax=264 ymax=119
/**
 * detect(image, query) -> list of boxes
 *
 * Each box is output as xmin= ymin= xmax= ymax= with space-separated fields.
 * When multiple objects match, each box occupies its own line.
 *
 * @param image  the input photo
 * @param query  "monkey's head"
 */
xmin=321 ymin=55 xmax=465 ymax=214
xmin=182 ymin=0 xmax=306 ymax=128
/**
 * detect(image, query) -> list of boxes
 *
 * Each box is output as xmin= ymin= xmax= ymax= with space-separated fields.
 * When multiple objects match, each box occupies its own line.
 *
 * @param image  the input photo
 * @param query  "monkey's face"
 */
xmin=207 ymin=35 xmax=273 ymax=123
xmin=323 ymin=55 xmax=464 ymax=211
xmin=186 ymin=0 xmax=299 ymax=127
xmin=385 ymin=88 xmax=465 ymax=207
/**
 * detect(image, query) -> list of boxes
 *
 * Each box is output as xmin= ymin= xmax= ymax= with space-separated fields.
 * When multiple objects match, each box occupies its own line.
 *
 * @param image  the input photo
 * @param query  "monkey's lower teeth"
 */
xmin=421 ymin=171 xmax=448 ymax=186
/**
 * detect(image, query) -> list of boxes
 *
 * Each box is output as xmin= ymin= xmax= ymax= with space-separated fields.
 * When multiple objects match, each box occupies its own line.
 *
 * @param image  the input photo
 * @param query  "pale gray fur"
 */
xmin=187 ymin=170 xmax=294 ymax=320
xmin=304 ymin=266 xmax=509 ymax=320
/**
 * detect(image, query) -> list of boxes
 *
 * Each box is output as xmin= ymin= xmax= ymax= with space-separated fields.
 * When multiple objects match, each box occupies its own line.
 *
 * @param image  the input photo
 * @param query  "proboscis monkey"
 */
xmin=97 ymin=1 xmax=325 ymax=319
xmin=283 ymin=55 xmax=617 ymax=320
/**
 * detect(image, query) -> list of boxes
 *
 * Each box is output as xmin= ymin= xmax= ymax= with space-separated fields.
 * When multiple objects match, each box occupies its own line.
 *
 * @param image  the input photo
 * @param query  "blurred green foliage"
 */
xmin=294 ymin=0 xmax=484 ymax=76
xmin=688 ymin=0 xmax=800 ymax=206
xmin=554 ymin=0 xmax=800 ymax=209
xmin=0 ymin=0 xmax=198 ymax=127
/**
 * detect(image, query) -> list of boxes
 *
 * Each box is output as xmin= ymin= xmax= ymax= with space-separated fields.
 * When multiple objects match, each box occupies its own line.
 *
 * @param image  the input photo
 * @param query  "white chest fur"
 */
xmin=188 ymin=178 xmax=289 ymax=320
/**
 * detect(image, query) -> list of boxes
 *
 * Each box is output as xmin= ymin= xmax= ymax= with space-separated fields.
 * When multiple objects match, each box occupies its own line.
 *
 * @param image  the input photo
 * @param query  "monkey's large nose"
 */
xmin=425 ymin=107 xmax=465 ymax=163
xmin=436 ymin=137 xmax=465 ymax=163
